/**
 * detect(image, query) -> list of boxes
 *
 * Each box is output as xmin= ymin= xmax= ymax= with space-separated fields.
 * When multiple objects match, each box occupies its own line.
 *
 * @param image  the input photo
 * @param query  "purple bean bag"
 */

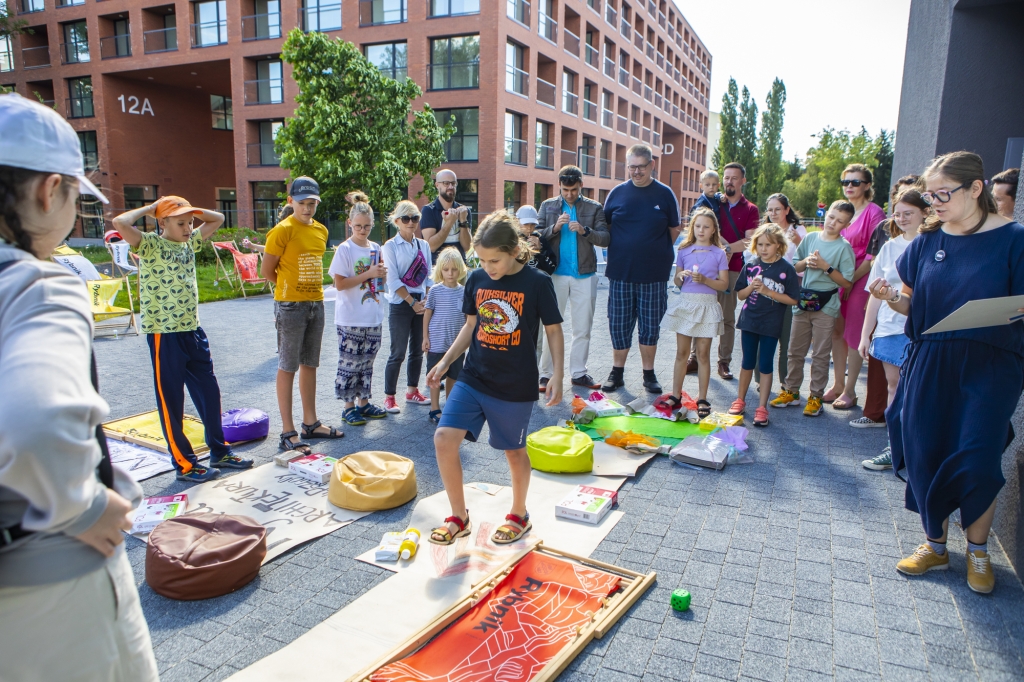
xmin=221 ymin=408 xmax=269 ymax=443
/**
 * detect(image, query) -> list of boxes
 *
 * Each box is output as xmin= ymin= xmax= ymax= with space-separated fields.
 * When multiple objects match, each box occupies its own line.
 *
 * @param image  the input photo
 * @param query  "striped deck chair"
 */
xmin=51 ymin=248 xmax=138 ymax=337
xmin=212 ymin=241 xmax=272 ymax=299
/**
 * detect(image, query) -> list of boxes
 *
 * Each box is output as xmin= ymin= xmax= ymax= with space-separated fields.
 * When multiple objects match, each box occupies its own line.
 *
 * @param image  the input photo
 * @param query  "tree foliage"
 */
xmin=1 ymin=4 xmax=29 ymax=39
xmin=276 ymin=28 xmax=454 ymax=220
xmin=712 ymin=78 xmax=739 ymax=174
xmin=736 ymin=86 xmax=759 ymax=198
xmin=754 ymin=79 xmax=786 ymax=208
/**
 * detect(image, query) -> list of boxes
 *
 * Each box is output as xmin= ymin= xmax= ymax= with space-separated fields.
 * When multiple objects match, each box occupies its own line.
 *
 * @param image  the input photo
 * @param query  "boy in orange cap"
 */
xmin=112 ymin=196 xmax=253 ymax=482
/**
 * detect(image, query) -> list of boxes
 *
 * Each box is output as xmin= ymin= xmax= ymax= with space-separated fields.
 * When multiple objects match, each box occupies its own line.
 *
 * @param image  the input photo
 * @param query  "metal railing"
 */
xmin=429 ymin=61 xmax=479 ymax=90
xmin=100 ymin=35 xmax=131 ymax=59
xmin=620 ymin=16 xmax=629 ymax=38
xmin=191 ymin=21 xmax=227 ymax=47
xmin=247 ymin=143 xmax=281 ymax=167
xmin=535 ymin=143 xmax=554 ymax=169
xmin=632 ymin=75 xmax=641 ymax=95
xmin=300 ymin=3 xmax=342 ymax=32
xmin=642 ymin=126 xmax=651 ymax=142
xmin=618 ymin=66 xmax=628 ymax=87
xmin=656 ymin=52 xmax=664 ymax=70
xmin=144 ymin=27 xmax=177 ymax=53
xmin=580 ymin=152 xmax=595 ymax=176
xmin=244 ymin=78 xmax=284 ymax=105
xmin=504 ymin=138 xmax=527 ymax=166
xmin=536 ymin=77 xmax=555 ymax=107
xmin=538 ymin=12 xmax=556 ymax=42
xmin=242 ymin=12 xmax=281 ymax=41
xmin=560 ymin=149 xmax=577 ymax=167
xmin=633 ymin=29 xmax=642 ymax=50
xmin=506 ymin=0 xmax=530 ymax=26
xmin=22 ymin=45 xmax=50 ymax=68
xmin=359 ymin=0 xmax=406 ymax=26
xmin=658 ymin=10 xmax=666 ymax=28
xmin=654 ymin=92 xmax=662 ymax=108
xmin=585 ymin=43 xmax=598 ymax=68
xmin=562 ymin=89 xmax=578 ymax=115
xmin=66 ymin=96 xmax=94 ymax=119
xmin=643 ymin=83 xmax=652 ymax=101
xmin=601 ymin=108 xmax=613 ymax=128
xmin=645 ymin=40 xmax=654 ymax=60
xmin=563 ymin=28 xmax=579 ymax=57
xmin=599 ymin=157 xmax=611 ymax=178
xmin=615 ymin=161 xmax=626 ymax=180
xmin=505 ymin=65 xmax=528 ymax=96
xmin=653 ymin=131 xmax=661 ymax=147
xmin=605 ymin=4 xmax=616 ymax=27
xmin=616 ymin=113 xmax=627 ymax=134
xmin=603 ymin=55 xmax=614 ymax=78
xmin=630 ymin=120 xmax=639 ymax=138
xmin=582 ymin=99 xmax=596 ymax=122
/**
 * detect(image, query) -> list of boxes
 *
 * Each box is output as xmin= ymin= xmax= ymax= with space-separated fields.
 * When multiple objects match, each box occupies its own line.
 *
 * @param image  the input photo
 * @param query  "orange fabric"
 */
xmin=154 ymin=196 xmax=203 ymax=219
xmin=212 ymin=241 xmax=241 ymax=255
xmin=371 ymin=552 xmax=620 ymax=681
xmin=153 ymin=334 xmax=193 ymax=474
xmin=231 ymin=252 xmax=261 ymax=283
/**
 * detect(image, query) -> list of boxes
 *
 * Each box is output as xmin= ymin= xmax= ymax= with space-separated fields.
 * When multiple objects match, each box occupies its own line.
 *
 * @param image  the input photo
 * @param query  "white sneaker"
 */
xmin=849 ymin=416 xmax=885 ymax=429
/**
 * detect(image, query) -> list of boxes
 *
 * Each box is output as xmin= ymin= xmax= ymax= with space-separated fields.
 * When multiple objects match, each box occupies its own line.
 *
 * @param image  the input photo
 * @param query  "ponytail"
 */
xmin=278 ymin=204 xmax=294 ymax=221
xmin=474 ymin=209 xmax=532 ymax=263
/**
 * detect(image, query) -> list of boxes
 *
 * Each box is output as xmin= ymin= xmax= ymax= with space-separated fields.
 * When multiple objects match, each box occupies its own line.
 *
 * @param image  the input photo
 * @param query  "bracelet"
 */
xmin=889 ymin=292 xmax=902 ymax=303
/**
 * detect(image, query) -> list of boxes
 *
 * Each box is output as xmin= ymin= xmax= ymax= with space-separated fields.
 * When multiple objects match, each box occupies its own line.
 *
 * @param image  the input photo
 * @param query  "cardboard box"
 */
xmin=699 ymin=412 xmax=744 ymax=431
xmin=274 ymin=451 xmax=308 ymax=468
xmin=555 ymin=485 xmax=617 ymax=525
xmin=288 ymin=454 xmax=337 ymax=484
xmin=587 ymin=398 xmax=627 ymax=418
xmin=130 ymin=494 xmax=187 ymax=534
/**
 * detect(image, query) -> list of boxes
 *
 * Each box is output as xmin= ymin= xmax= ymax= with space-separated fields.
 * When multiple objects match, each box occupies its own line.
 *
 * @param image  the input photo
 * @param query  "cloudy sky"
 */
xmin=678 ymin=0 xmax=913 ymax=160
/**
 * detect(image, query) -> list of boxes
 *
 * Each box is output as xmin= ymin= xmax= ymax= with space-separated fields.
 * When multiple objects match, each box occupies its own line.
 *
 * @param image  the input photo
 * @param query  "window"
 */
xmin=538 ymin=0 xmax=556 ymax=42
xmin=78 ymin=131 xmax=98 ymax=171
xmin=505 ymin=41 xmax=526 ymax=95
xmin=193 ymin=0 xmax=228 ymax=46
xmin=433 ymin=108 xmax=479 ymax=162
xmin=583 ymin=82 xmax=596 ymax=121
xmin=580 ymin=134 xmax=596 ymax=176
xmin=599 ymin=188 xmax=608 ymax=204
xmin=250 ymin=59 xmax=283 ymax=104
xmin=217 ymin=188 xmax=237 ymax=228
xmin=504 ymin=112 xmax=526 ymax=166
xmin=20 ymin=0 xmax=44 ymax=12
xmin=430 ymin=0 xmax=478 ymax=16
xmin=535 ymin=120 xmax=553 ymax=169
xmin=506 ymin=0 xmax=528 ymax=24
xmin=253 ymin=181 xmax=286 ymax=231
xmin=245 ymin=0 xmax=281 ymax=40
xmin=0 ymin=36 xmax=13 ymax=73
xmin=562 ymin=70 xmax=577 ymax=115
xmin=102 ymin=18 xmax=131 ymax=59
xmin=61 ymin=21 xmax=90 ymax=64
xmin=430 ymin=36 xmax=479 ymax=90
xmin=599 ymin=139 xmax=611 ymax=178
xmin=365 ymin=42 xmax=407 ymax=82
xmin=67 ymin=77 xmax=94 ymax=119
xmin=124 ymin=185 xmax=158 ymax=230
xmin=302 ymin=0 xmax=342 ymax=31
xmin=455 ymin=180 xmax=478 ymax=222
xmin=359 ymin=0 xmax=406 ymax=26
xmin=503 ymin=181 xmax=525 ymax=211
xmin=211 ymin=94 xmax=233 ymax=129
xmin=145 ymin=13 xmax=178 ymax=53
xmin=535 ymin=183 xmax=552 ymax=206
xmin=57 ymin=0 xmax=85 ymax=7
xmin=250 ymin=120 xmax=283 ymax=166
xmin=78 ymin=194 xmax=105 ymax=238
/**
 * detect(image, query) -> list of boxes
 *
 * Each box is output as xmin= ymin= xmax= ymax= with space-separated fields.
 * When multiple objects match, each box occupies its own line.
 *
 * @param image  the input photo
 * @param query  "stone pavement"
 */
xmin=93 ymin=282 xmax=1024 ymax=682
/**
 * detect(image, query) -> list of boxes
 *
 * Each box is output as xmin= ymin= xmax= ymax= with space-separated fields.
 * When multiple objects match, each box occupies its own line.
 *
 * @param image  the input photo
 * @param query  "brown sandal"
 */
xmin=428 ymin=513 xmax=471 ymax=545
xmin=492 ymin=513 xmax=532 ymax=545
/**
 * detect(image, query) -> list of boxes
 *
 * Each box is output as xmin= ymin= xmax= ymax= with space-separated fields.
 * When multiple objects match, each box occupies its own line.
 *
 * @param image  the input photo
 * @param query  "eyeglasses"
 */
xmin=397 ymin=215 xmax=421 ymax=224
xmin=627 ymin=163 xmax=651 ymax=173
xmin=437 ymin=181 xmax=457 ymax=188
xmin=840 ymin=179 xmax=867 ymax=187
xmin=921 ymin=183 xmax=967 ymax=205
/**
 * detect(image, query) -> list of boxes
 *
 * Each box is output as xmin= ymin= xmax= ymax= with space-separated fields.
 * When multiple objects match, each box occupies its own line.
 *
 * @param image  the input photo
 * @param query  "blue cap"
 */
xmin=289 ymin=176 xmax=320 ymax=201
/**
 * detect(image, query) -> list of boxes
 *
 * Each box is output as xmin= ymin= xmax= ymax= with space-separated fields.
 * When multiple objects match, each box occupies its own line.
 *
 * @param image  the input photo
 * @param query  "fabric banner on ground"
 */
xmin=176 ymin=463 xmax=371 ymax=563
xmin=104 ymin=410 xmax=209 ymax=455
xmin=584 ymin=415 xmax=704 ymax=441
xmin=107 ymin=439 xmax=209 ymax=482
xmin=592 ymin=441 xmax=659 ymax=477
xmin=371 ymin=552 xmax=620 ymax=681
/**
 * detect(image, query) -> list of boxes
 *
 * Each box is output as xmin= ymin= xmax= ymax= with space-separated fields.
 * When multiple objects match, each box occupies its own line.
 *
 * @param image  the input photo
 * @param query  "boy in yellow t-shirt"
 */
xmin=262 ymin=177 xmax=345 ymax=452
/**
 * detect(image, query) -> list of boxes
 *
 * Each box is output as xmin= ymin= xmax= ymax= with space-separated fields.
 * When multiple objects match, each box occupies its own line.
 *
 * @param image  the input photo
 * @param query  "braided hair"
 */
xmin=0 ymin=166 xmax=41 ymax=253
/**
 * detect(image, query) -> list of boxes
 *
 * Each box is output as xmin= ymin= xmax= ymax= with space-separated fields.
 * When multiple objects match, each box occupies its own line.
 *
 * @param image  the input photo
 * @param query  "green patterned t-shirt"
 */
xmin=134 ymin=231 xmax=203 ymax=334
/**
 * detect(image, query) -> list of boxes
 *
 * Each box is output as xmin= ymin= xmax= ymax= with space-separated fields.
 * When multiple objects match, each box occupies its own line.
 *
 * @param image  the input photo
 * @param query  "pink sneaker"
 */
xmin=406 ymin=389 xmax=430 ymax=405
xmin=383 ymin=395 xmax=400 ymax=413
xmin=728 ymin=399 xmax=746 ymax=415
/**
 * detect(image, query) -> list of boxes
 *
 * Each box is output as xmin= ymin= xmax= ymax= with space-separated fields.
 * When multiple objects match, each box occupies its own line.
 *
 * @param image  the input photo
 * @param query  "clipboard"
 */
xmin=923 ymin=295 xmax=1024 ymax=334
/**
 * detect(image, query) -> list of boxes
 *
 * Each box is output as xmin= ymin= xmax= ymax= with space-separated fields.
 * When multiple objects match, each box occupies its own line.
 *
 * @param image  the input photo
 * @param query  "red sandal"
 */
xmin=428 ymin=512 xmax=471 ymax=546
xmin=492 ymin=512 xmax=532 ymax=545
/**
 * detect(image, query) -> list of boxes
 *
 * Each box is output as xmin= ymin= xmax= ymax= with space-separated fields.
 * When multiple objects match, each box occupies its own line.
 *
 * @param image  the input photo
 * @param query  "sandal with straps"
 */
xmin=653 ymin=394 xmax=682 ymax=412
xmin=278 ymin=431 xmax=312 ymax=454
xmin=428 ymin=512 xmax=471 ymax=546
xmin=492 ymin=512 xmax=532 ymax=545
xmin=696 ymin=399 xmax=712 ymax=420
xmin=301 ymin=420 xmax=345 ymax=440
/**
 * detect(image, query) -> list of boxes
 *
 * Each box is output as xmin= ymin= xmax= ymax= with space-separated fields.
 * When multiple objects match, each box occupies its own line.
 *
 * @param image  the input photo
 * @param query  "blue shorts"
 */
xmin=740 ymin=330 xmax=778 ymax=375
xmin=438 ymin=382 xmax=535 ymax=451
xmin=870 ymin=333 xmax=910 ymax=367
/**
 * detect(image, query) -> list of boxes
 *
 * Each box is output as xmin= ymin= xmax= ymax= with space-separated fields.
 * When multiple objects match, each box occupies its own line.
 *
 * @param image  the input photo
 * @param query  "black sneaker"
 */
xmin=538 ymin=377 xmax=549 ymax=393
xmin=571 ymin=374 xmax=601 ymax=390
xmin=642 ymin=375 xmax=662 ymax=394
xmin=601 ymin=371 xmax=624 ymax=392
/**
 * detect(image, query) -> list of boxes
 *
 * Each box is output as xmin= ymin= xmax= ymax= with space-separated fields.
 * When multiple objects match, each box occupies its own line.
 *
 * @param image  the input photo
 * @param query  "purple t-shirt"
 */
xmin=676 ymin=244 xmax=729 ymax=295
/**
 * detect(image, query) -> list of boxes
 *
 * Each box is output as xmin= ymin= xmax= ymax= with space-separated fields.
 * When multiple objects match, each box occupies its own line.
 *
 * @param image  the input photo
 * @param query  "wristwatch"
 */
xmin=825 ymin=266 xmax=835 ymax=275
xmin=583 ymin=226 xmax=592 ymax=237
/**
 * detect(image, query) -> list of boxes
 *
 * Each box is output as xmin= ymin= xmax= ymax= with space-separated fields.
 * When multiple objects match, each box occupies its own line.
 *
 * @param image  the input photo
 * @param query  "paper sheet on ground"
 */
xmin=108 ymin=439 xmax=208 ymax=481
xmin=923 ymin=294 xmax=1024 ymax=334
xmin=592 ymin=441 xmax=659 ymax=477
xmin=169 ymin=463 xmax=370 ymax=563
xmin=103 ymin=411 xmax=210 ymax=454
xmin=229 ymin=472 xmax=625 ymax=682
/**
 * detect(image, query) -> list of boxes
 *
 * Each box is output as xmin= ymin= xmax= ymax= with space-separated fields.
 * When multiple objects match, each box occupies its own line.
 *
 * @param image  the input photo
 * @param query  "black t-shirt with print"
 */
xmin=736 ymin=257 xmax=800 ymax=339
xmin=460 ymin=266 xmax=562 ymax=402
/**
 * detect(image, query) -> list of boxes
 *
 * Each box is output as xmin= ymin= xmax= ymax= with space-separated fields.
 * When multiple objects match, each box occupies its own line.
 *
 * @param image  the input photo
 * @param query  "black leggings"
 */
xmin=384 ymin=300 xmax=424 ymax=395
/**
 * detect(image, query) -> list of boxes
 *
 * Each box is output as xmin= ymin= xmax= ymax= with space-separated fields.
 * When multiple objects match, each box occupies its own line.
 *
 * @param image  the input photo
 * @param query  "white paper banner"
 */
xmin=108 ymin=439 xmax=199 ymax=482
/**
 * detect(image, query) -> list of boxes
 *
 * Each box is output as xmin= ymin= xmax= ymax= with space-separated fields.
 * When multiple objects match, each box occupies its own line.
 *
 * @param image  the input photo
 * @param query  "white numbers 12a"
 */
xmin=118 ymin=95 xmax=154 ymax=116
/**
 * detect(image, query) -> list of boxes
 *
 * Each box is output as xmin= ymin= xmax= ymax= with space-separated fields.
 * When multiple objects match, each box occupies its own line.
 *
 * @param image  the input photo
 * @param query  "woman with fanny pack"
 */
xmin=382 ymin=200 xmax=434 ymax=413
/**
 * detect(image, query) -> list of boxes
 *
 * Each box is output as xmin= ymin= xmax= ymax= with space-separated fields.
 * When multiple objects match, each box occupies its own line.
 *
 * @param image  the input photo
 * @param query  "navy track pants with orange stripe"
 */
xmin=146 ymin=328 xmax=230 ymax=474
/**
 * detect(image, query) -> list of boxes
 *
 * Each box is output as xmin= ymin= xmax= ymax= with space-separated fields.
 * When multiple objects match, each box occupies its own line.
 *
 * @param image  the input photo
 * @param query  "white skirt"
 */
xmin=663 ymin=292 xmax=724 ymax=338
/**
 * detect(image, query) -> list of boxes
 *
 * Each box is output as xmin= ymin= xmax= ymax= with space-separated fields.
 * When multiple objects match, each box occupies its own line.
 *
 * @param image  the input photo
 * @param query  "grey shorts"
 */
xmin=275 ymin=300 xmax=325 ymax=372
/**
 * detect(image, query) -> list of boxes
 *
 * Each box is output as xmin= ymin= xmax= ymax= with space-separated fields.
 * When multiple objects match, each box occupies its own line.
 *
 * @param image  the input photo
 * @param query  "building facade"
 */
xmin=1 ymin=0 xmax=711 ymax=239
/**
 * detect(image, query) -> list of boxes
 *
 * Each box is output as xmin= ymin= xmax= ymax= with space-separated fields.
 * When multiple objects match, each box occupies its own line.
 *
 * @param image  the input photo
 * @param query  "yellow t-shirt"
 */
xmin=265 ymin=215 xmax=328 ymax=301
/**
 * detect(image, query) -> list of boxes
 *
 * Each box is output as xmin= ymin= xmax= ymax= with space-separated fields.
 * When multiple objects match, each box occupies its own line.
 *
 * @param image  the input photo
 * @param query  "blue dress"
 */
xmin=887 ymin=222 xmax=1024 ymax=539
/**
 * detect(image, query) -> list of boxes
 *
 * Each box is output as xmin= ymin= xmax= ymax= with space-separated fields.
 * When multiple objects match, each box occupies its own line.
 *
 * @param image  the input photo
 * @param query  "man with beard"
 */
xmin=420 ymin=169 xmax=472 ymax=263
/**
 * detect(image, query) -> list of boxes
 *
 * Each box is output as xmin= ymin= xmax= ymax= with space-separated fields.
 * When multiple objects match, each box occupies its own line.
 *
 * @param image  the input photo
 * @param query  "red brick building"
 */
xmin=1 ymin=0 xmax=711 ymax=239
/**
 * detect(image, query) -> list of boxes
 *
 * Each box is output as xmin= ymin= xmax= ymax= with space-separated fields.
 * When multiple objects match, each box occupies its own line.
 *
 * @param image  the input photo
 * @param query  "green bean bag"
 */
xmin=526 ymin=426 xmax=594 ymax=473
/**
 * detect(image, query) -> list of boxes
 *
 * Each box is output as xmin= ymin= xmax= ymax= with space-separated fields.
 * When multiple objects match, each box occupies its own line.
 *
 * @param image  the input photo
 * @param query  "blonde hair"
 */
xmin=388 ymin=199 xmax=420 ymax=228
xmin=473 ymin=209 xmax=531 ymax=264
xmin=699 ymin=169 xmax=719 ymax=183
xmin=842 ymin=163 xmax=875 ymax=202
xmin=346 ymin=190 xmax=373 ymax=223
xmin=829 ymin=199 xmax=855 ymax=217
xmin=431 ymin=246 xmax=467 ymax=284
xmin=680 ymin=207 xmax=723 ymax=250
xmin=748 ymin=223 xmax=788 ymax=257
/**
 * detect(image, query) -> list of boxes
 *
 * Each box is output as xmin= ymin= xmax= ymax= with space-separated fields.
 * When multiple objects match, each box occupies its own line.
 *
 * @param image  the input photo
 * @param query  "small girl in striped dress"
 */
xmin=422 ymin=247 xmax=468 ymax=424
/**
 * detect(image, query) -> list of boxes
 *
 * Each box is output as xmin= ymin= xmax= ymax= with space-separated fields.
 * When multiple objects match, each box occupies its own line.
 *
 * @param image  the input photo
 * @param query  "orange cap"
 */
xmin=154 ymin=196 xmax=204 ymax=219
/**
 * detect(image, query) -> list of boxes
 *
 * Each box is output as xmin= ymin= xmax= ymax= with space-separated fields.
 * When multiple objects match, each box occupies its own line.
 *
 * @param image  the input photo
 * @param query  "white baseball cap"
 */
xmin=516 ymin=205 xmax=539 ymax=225
xmin=0 ymin=93 xmax=108 ymax=203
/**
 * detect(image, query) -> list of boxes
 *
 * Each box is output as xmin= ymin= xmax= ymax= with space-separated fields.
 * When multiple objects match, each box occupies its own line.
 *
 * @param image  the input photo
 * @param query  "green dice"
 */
xmin=671 ymin=589 xmax=691 ymax=612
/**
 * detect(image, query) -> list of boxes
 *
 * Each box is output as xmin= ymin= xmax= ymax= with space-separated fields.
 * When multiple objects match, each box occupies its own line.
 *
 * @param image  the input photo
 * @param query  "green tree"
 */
xmin=1 ymin=4 xmax=29 ymax=38
xmin=754 ymin=78 xmax=786 ymax=207
xmin=780 ymin=127 xmax=887 ymax=217
xmin=873 ymin=129 xmax=894 ymax=209
xmin=712 ymin=78 xmax=739 ymax=173
xmin=276 ymin=28 xmax=454 ymax=221
xmin=736 ymin=86 xmax=759 ymax=197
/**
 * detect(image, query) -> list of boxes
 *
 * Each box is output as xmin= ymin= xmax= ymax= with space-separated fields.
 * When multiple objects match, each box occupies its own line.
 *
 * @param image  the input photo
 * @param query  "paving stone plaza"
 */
xmin=94 ymin=283 xmax=1024 ymax=682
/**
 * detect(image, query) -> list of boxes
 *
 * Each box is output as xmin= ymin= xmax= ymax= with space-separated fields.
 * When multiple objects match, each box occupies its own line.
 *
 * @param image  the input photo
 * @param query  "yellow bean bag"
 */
xmin=526 ymin=426 xmax=594 ymax=474
xmin=328 ymin=451 xmax=417 ymax=511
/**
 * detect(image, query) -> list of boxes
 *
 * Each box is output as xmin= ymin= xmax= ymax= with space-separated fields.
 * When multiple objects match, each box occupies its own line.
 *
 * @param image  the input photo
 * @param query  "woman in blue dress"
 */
xmin=870 ymin=151 xmax=1024 ymax=594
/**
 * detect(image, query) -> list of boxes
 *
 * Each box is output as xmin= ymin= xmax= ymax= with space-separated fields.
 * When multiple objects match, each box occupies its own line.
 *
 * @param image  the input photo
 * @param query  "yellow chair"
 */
xmin=51 ymin=246 xmax=138 ymax=337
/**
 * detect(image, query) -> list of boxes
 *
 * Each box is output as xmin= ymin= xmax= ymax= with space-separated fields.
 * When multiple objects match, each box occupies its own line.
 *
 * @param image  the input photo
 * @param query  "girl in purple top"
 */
xmin=664 ymin=208 xmax=729 ymax=417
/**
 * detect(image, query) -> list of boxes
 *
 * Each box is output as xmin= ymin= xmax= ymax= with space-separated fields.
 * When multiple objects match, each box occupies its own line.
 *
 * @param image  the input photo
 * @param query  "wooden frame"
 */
xmin=211 ymin=241 xmax=274 ymax=299
xmin=347 ymin=542 xmax=657 ymax=682
xmin=91 ymin=275 xmax=139 ymax=338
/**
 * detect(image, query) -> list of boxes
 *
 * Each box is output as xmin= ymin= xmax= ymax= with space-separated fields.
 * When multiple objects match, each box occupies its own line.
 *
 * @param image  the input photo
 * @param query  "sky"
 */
xmin=676 ymin=0 xmax=913 ymax=161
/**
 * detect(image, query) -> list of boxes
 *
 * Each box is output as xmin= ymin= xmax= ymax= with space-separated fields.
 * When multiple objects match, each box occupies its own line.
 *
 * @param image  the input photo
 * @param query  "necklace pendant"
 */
xmin=934 ymin=249 xmax=946 ymax=262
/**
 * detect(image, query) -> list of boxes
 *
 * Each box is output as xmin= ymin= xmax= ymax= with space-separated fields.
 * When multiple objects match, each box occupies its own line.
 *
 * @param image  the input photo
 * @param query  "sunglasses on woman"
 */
xmin=397 ymin=215 xmax=421 ymax=224
xmin=840 ymin=179 xmax=867 ymax=187
xmin=920 ymin=184 xmax=967 ymax=206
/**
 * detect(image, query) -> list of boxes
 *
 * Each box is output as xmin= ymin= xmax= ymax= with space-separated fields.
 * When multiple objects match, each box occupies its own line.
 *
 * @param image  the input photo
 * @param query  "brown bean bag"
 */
xmin=328 ymin=451 xmax=417 ymax=511
xmin=146 ymin=513 xmax=266 ymax=600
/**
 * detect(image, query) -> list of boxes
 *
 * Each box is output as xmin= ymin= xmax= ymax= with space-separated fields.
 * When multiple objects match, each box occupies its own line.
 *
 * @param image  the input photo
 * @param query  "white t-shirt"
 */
xmin=864 ymin=233 xmax=912 ymax=338
xmin=327 ymin=240 xmax=385 ymax=327
xmin=784 ymin=224 xmax=809 ymax=264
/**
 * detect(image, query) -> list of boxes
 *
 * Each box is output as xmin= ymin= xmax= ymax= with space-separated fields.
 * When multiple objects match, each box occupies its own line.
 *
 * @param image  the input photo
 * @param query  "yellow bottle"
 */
xmin=399 ymin=528 xmax=421 ymax=560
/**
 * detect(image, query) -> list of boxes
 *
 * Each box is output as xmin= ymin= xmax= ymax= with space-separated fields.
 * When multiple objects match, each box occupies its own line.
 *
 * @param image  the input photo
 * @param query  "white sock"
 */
xmin=927 ymin=540 xmax=947 ymax=555
xmin=967 ymin=541 xmax=987 ymax=554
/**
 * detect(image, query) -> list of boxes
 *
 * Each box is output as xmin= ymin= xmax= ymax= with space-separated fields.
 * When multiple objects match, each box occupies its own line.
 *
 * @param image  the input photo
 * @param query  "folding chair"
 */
xmin=51 ymin=249 xmax=138 ymax=337
xmin=107 ymin=240 xmax=141 ymax=302
xmin=212 ymin=241 xmax=273 ymax=298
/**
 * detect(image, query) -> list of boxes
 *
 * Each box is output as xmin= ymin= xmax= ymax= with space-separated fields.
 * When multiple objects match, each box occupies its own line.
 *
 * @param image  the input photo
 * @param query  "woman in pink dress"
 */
xmin=826 ymin=163 xmax=886 ymax=409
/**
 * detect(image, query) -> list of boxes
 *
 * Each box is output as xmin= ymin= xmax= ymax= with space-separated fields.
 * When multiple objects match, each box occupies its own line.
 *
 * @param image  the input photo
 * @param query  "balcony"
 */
xmin=653 ymin=130 xmax=661 ymax=147
xmin=536 ymin=77 xmax=555 ymax=107
xmin=615 ymin=160 xmax=625 ymax=180
xmin=633 ymin=29 xmax=642 ymax=50
xmin=248 ymin=143 xmax=281 ymax=167
xmin=100 ymin=35 xmax=131 ymax=59
xmin=582 ymin=98 xmax=596 ymax=122
xmin=599 ymin=157 xmax=611 ymax=178
xmin=618 ymin=66 xmax=628 ymax=87
xmin=506 ymin=65 xmax=528 ymax=96
xmin=359 ymin=0 xmax=406 ymax=26
xmin=603 ymin=56 xmax=614 ymax=79
xmin=504 ymin=138 xmax=527 ymax=166
xmin=18 ymin=0 xmax=44 ymax=14
xmin=647 ymin=0 xmax=656 ymax=15
xmin=143 ymin=27 xmax=177 ymax=53
xmin=643 ymin=83 xmax=652 ymax=101
xmin=616 ymin=113 xmax=626 ymax=134
xmin=630 ymin=120 xmax=639 ymax=138
xmin=580 ymin=151 xmax=595 ymax=176
xmin=658 ymin=10 xmax=666 ymax=28
xmin=560 ymin=149 xmax=576 ymax=167
xmin=642 ymin=126 xmax=651 ymax=142
xmin=656 ymin=52 xmax=663 ymax=70
xmin=191 ymin=21 xmax=227 ymax=47
xmin=300 ymin=3 xmax=342 ymax=32
xmin=538 ymin=12 xmax=556 ymax=43
xmin=535 ymin=143 xmax=554 ymax=169
xmin=654 ymin=92 xmax=662 ymax=108
xmin=563 ymin=28 xmax=579 ymax=57
xmin=60 ymin=42 xmax=90 ymax=65
xmin=619 ymin=17 xmax=629 ymax=39
xmin=646 ymin=41 xmax=655 ymax=61
xmin=242 ymin=12 xmax=282 ymax=41
xmin=66 ymin=96 xmax=94 ymax=119
xmin=507 ymin=0 xmax=530 ymax=26
xmin=604 ymin=5 xmax=616 ymax=27
xmin=429 ymin=61 xmax=479 ymax=90
xmin=22 ymin=45 xmax=50 ymax=68
xmin=244 ymin=78 xmax=284 ymax=105
xmin=668 ymin=24 xmax=674 ymax=40
xmin=562 ymin=89 xmax=578 ymax=116
xmin=585 ymin=43 xmax=598 ymax=69
xmin=601 ymin=108 xmax=613 ymax=128
xmin=632 ymin=75 xmax=641 ymax=95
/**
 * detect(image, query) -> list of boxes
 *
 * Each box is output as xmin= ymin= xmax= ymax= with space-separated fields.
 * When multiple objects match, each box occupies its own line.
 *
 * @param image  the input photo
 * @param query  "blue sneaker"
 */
xmin=359 ymin=403 xmax=387 ymax=420
xmin=343 ymin=406 xmax=367 ymax=426
xmin=210 ymin=453 xmax=254 ymax=470
xmin=175 ymin=465 xmax=222 ymax=483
